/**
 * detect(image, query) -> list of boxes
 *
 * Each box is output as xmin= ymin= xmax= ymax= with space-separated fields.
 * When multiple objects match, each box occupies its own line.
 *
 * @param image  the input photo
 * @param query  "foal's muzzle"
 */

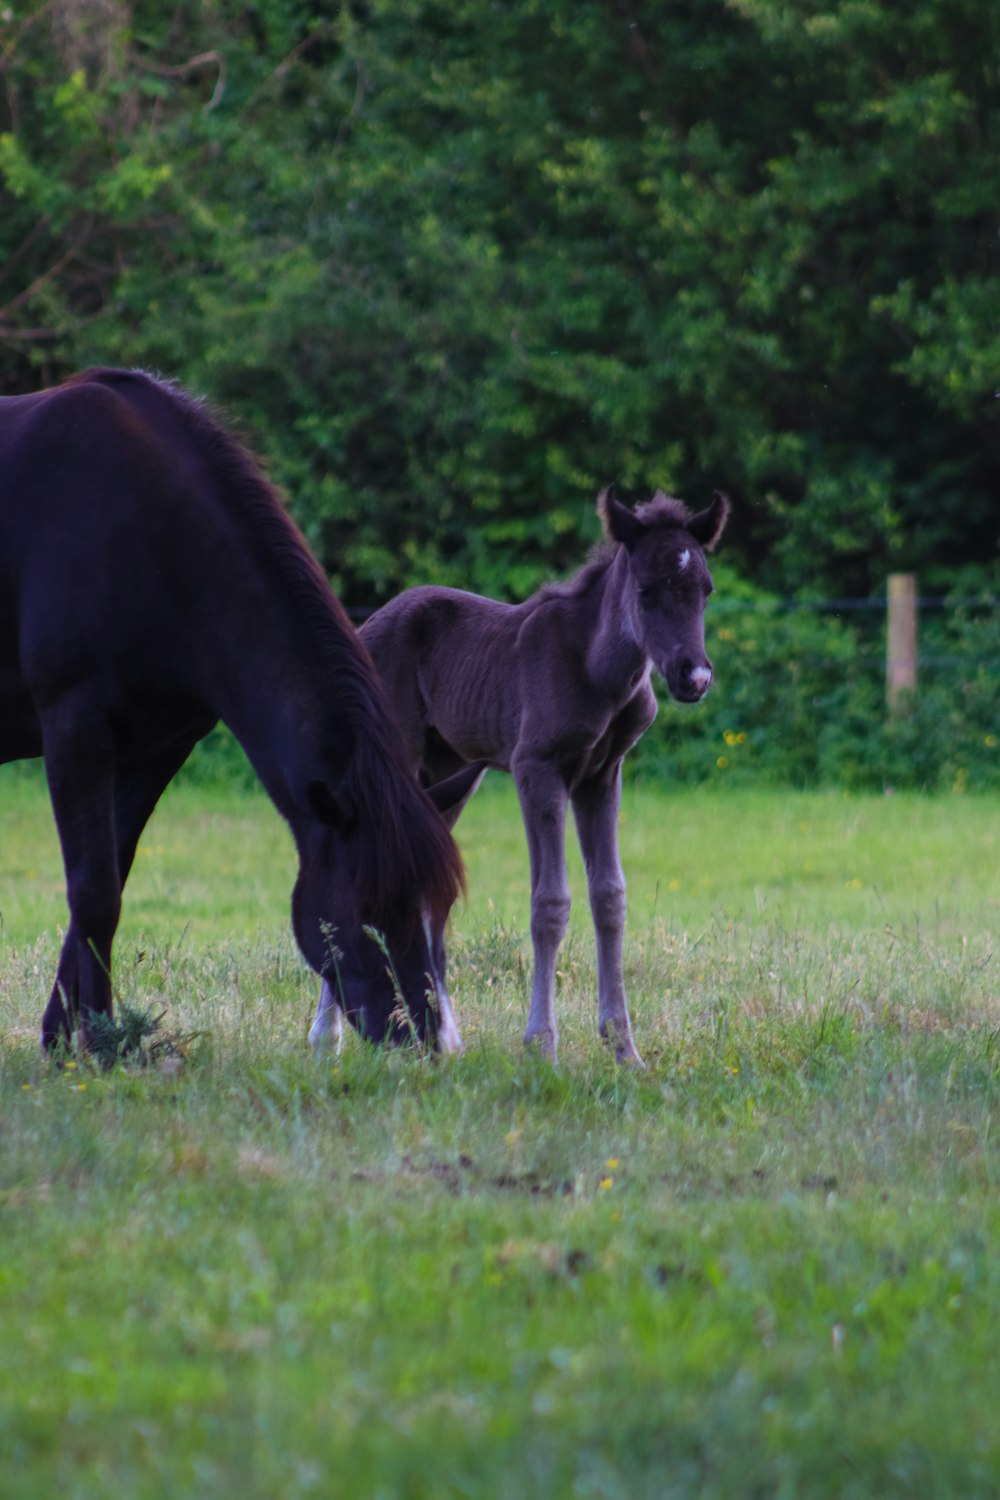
xmin=667 ymin=658 xmax=713 ymax=703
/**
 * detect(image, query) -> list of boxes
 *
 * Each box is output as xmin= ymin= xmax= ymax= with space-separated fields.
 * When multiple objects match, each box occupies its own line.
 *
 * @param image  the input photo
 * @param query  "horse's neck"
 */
xmin=583 ymin=550 xmax=648 ymax=696
xmin=218 ymin=669 xmax=317 ymax=822
xmin=200 ymin=585 xmax=352 ymax=823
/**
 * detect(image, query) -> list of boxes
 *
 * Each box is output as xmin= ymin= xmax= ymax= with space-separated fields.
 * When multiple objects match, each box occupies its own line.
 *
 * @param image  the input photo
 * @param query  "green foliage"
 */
xmin=0 ymin=1 xmax=996 ymax=605
xmin=635 ymin=572 xmax=1000 ymax=790
xmin=0 ymin=5 xmax=996 ymax=794
xmin=103 ymin=583 xmax=1000 ymax=796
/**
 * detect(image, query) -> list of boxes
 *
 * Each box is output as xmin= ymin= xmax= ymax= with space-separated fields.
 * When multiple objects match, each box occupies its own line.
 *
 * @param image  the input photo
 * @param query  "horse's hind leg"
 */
xmin=513 ymin=753 xmax=570 ymax=1063
xmin=571 ymin=765 xmax=642 ymax=1065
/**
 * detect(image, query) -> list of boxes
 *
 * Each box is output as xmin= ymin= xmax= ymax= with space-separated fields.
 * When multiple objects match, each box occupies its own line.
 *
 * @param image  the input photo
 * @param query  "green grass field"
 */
xmin=2 ymin=764 xmax=999 ymax=1498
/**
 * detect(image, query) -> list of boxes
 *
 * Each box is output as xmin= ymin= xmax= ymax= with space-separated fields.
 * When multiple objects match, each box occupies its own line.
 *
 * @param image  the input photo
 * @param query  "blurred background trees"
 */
xmin=2 ymin=0 xmax=997 ymax=785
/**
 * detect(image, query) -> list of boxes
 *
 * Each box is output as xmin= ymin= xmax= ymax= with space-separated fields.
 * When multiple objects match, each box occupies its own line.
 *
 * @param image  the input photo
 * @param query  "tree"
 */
xmin=2 ymin=1 xmax=997 ymax=602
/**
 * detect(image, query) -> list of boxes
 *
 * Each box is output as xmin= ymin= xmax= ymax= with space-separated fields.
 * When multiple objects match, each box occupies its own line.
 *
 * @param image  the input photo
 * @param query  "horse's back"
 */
xmin=0 ymin=373 xmax=181 ymax=558
xmin=3 ymin=378 xmax=176 ymax=610
xmin=0 ymin=372 xmax=218 ymax=740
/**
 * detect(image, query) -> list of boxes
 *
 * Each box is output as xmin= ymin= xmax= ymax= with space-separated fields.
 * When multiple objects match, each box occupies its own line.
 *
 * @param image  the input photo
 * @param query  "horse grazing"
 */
xmin=0 ymin=368 xmax=477 ymax=1055
xmin=316 ymin=488 xmax=729 ymax=1064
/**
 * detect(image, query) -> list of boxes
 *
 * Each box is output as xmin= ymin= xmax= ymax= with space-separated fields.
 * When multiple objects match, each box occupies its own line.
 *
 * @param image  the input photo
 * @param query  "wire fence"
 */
xmin=345 ymin=594 xmax=1000 ymax=675
xmin=711 ymin=594 xmax=1000 ymax=673
xmin=347 ymin=595 xmax=1000 ymax=618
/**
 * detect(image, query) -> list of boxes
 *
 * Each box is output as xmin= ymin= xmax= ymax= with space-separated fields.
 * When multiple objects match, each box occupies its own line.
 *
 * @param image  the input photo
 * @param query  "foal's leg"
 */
xmin=513 ymin=754 xmax=571 ymax=1062
xmin=41 ymin=737 xmax=195 ymax=1051
xmin=571 ymin=764 xmax=642 ymax=1065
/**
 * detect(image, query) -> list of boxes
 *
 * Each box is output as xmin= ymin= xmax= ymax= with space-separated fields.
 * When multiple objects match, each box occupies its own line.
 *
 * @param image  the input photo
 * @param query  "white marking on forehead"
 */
xmin=678 ymin=548 xmax=692 ymax=571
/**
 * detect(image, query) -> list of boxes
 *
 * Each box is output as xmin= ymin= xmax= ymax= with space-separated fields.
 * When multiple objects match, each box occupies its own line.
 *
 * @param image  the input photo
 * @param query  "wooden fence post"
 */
xmin=886 ymin=573 xmax=918 ymax=711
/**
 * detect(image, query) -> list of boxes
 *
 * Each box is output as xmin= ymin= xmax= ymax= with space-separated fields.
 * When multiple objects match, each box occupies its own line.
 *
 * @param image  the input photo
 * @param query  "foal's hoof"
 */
xmin=601 ymin=1022 xmax=644 ymax=1067
xmin=523 ymin=1028 xmax=559 ymax=1065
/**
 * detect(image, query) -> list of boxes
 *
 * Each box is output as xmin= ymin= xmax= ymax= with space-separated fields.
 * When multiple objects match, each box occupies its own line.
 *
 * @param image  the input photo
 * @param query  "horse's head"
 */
xmin=598 ymin=487 xmax=730 ymax=703
xmin=290 ymin=764 xmax=481 ymax=1050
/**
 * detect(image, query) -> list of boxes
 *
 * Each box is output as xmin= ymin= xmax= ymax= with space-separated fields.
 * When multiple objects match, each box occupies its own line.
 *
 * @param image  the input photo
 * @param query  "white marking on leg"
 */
xmin=309 ymin=978 xmax=344 ymax=1055
xmin=434 ymin=980 xmax=463 ymax=1053
xmin=422 ymin=911 xmax=463 ymax=1054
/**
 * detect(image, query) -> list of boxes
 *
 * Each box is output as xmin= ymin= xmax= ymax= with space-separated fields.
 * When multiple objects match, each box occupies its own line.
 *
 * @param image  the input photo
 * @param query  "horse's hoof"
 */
xmin=40 ymin=1027 xmax=70 ymax=1058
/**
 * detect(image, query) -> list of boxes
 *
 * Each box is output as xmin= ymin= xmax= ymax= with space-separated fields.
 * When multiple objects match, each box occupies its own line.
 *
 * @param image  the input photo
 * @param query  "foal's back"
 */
xmin=362 ymin=585 xmax=519 ymax=771
xmin=360 ymin=580 xmax=601 ymax=776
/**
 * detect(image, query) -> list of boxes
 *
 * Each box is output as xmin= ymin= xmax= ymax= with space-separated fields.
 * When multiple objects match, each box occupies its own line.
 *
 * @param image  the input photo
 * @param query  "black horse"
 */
xmin=0 ymin=368 xmax=477 ymax=1054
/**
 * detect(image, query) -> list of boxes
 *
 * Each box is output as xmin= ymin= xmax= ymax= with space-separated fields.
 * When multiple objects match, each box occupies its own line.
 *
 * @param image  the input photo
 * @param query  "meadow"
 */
xmin=1 ymin=762 xmax=999 ymax=1499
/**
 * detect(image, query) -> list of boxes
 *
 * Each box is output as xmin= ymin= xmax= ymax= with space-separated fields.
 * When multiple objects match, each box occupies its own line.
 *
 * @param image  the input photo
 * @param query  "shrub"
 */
xmin=633 ymin=574 xmax=1000 ymax=792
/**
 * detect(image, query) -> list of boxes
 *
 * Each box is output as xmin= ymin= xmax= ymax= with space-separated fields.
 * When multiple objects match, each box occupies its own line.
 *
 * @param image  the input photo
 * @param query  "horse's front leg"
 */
xmin=41 ymin=942 xmax=81 ymax=1051
xmin=40 ymin=737 xmax=196 ymax=1052
xmin=513 ymin=753 xmax=570 ymax=1063
xmin=38 ymin=700 xmax=122 ymax=1052
xmin=571 ymin=764 xmax=642 ymax=1065
xmin=309 ymin=979 xmax=345 ymax=1055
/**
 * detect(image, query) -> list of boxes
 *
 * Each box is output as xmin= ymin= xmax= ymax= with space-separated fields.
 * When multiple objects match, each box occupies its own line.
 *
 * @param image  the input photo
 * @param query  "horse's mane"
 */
xmin=70 ymin=368 xmax=463 ymax=930
xmin=633 ymin=491 xmax=693 ymax=528
xmin=535 ymin=549 xmax=616 ymax=604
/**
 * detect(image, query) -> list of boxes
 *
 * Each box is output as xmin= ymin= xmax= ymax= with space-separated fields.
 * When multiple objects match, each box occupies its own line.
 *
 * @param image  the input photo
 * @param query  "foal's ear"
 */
xmin=597 ymin=486 xmax=644 ymax=550
xmin=686 ymin=491 xmax=731 ymax=552
xmin=308 ymin=780 xmax=358 ymax=834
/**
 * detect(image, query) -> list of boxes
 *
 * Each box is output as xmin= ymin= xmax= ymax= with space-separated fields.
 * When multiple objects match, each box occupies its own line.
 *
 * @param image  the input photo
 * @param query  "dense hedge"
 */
xmin=2 ymin=3 xmax=997 ymax=791
xmin=176 ymin=575 xmax=1000 ymax=793
xmin=1 ymin=1 xmax=998 ymax=607
xmin=634 ymin=574 xmax=1000 ymax=790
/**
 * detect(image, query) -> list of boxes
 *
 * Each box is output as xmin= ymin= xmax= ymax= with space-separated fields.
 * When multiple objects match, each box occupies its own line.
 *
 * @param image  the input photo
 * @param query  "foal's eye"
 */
xmin=638 ymin=585 xmax=658 ymax=606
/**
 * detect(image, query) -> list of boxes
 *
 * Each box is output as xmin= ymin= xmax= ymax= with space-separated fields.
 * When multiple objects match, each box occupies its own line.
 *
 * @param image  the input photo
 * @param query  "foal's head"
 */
xmin=598 ymin=487 xmax=730 ymax=703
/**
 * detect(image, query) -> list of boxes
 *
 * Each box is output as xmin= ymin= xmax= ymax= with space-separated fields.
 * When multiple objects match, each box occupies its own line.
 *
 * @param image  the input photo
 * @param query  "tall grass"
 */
xmin=1 ymin=768 xmax=999 ymax=1497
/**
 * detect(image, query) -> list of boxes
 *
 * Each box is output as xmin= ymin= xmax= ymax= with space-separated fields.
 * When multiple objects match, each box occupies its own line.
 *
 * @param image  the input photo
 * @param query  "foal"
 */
xmin=313 ymin=487 xmax=729 ymax=1062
